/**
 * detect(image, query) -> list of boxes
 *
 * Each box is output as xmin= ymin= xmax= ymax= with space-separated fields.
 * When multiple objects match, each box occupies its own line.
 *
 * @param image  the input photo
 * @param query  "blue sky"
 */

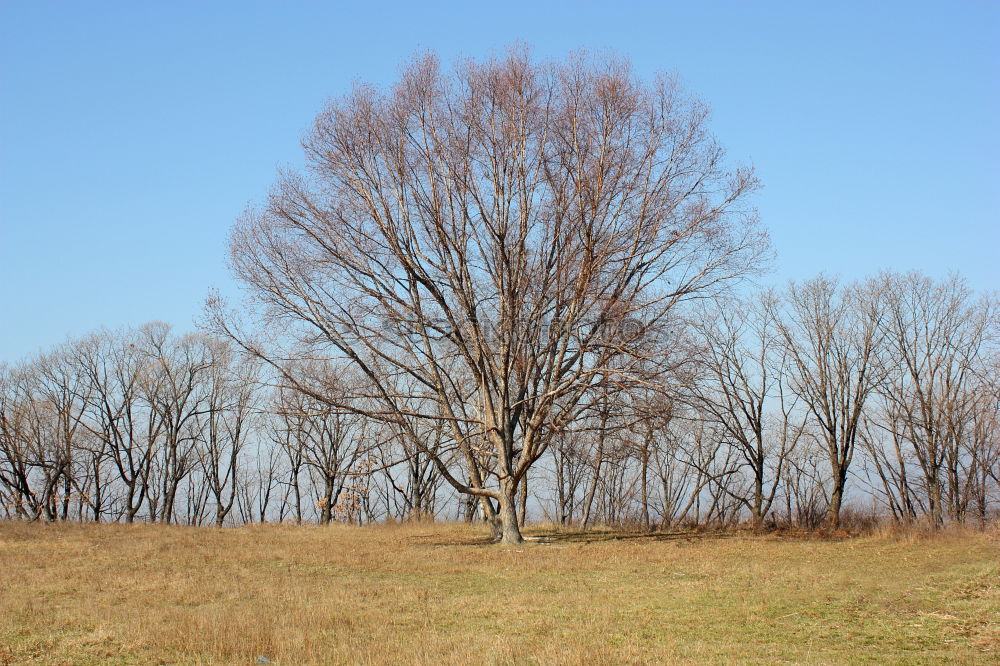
xmin=1 ymin=1 xmax=997 ymax=363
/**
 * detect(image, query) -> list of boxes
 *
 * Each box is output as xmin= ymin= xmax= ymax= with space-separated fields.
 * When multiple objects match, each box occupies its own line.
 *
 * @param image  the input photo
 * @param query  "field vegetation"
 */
xmin=1 ymin=521 xmax=997 ymax=664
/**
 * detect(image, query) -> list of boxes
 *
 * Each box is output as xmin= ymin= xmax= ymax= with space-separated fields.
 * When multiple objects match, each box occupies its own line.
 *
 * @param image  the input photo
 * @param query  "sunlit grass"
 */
xmin=0 ymin=521 xmax=996 ymax=664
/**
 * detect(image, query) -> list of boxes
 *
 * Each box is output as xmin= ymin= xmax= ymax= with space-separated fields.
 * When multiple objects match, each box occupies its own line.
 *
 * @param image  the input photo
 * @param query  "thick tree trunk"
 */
xmin=827 ymin=453 xmax=849 ymax=530
xmin=496 ymin=479 xmax=524 ymax=544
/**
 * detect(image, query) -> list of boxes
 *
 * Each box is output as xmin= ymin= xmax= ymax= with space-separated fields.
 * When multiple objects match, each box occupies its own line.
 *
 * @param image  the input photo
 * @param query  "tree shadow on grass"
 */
xmin=525 ymin=529 xmax=739 ymax=545
xmin=414 ymin=528 xmax=741 ymax=547
xmin=411 ymin=524 xmax=861 ymax=547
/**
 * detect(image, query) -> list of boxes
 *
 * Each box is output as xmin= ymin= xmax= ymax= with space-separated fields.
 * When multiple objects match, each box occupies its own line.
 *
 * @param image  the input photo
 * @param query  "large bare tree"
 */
xmin=210 ymin=49 xmax=767 ymax=542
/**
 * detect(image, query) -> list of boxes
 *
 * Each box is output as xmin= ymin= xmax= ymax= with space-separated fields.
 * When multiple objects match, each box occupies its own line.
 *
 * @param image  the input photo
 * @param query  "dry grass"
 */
xmin=0 ymin=522 xmax=997 ymax=665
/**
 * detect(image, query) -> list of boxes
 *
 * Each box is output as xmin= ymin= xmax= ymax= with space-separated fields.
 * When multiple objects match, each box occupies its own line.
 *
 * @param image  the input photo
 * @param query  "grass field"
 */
xmin=0 ymin=522 xmax=997 ymax=665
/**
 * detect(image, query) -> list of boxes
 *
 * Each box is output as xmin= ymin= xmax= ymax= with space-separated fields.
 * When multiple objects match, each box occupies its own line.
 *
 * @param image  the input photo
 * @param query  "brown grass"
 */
xmin=0 ymin=521 xmax=997 ymax=664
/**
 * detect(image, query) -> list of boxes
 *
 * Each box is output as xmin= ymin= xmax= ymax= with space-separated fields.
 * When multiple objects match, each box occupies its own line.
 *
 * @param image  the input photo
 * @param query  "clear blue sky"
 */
xmin=1 ymin=1 xmax=997 ymax=363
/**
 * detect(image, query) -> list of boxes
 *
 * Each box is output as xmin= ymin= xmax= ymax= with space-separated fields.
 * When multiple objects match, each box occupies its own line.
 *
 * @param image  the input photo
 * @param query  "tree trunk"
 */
xmin=463 ymin=494 xmax=477 ymax=522
xmin=581 ymin=454 xmax=603 ymax=528
xmin=827 ymin=454 xmax=849 ymax=530
xmin=61 ymin=471 xmax=71 ymax=520
xmin=829 ymin=483 xmax=843 ymax=530
xmin=480 ymin=496 xmax=501 ymax=540
xmin=928 ymin=478 xmax=943 ymax=528
xmin=517 ymin=475 xmax=528 ymax=529
xmin=320 ymin=477 xmax=334 ymax=524
xmin=751 ymin=467 xmax=764 ymax=530
xmin=640 ymin=441 xmax=650 ymax=530
xmin=496 ymin=479 xmax=524 ymax=544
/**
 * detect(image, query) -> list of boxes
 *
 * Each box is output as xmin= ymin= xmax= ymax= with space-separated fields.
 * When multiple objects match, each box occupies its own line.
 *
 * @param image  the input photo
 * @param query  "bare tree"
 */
xmin=275 ymin=370 xmax=372 ymax=525
xmin=211 ymin=48 xmax=767 ymax=542
xmin=72 ymin=330 xmax=160 ymax=522
xmin=775 ymin=276 xmax=884 ymax=529
xmin=966 ymin=366 xmax=1000 ymax=525
xmin=0 ymin=365 xmax=39 ymax=519
xmin=686 ymin=293 xmax=804 ymax=527
xmin=140 ymin=324 xmax=213 ymax=524
xmin=873 ymin=273 xmax=997 ymax=526
xmin=579 ymin=387 xmax=633 ymax=528
xmin=200 ymin=340 xmax=261 ymax=527
xmin=779 ymin=439 xmax=830 ymax=528
xmin=376 ymin=419 xmax=446 ymax=521
xmin=860 ymin=406 xmax=921 ymax=524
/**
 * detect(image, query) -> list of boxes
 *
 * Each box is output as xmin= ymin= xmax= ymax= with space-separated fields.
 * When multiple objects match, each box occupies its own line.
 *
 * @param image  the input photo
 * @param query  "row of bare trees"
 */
xmin=0 ymin=324 xmax=450 ymax=526
xmin=2 ymin=272 xmax=995 ymax=532
xmin=2 ymin=50 xmax=995 ymax=540
xmin=540 ymin=272 xmax=998 ymax=531
xmin=0 ymin=324 xmax=254 ymax=525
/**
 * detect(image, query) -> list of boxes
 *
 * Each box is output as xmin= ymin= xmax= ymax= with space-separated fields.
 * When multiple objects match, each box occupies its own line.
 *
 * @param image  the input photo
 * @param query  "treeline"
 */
xmin=1 ymin=271 xmax=996 ymax=529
